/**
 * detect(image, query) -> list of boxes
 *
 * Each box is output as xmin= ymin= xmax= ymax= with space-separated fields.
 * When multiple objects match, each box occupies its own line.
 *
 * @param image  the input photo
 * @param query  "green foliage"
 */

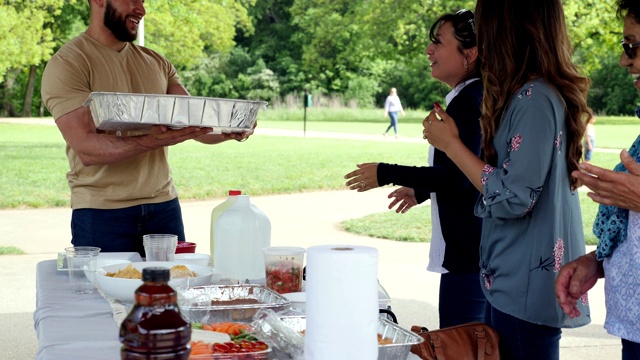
xmin=564 ymin=0 xmax=618 ymax=74
xmin=588 ymin=56 xmax=640 ymax=116
xmin=145 ymin=0 xmax=255 ymax=69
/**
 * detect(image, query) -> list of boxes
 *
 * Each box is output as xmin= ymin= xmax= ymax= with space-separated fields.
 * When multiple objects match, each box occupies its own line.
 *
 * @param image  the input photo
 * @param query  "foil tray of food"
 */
xmin=178 ymin=284 xmax=291 ymax=324
xmin=83 ymin=92 xmax=267 ymax=134
xmin=259 ymin=315 xmax=424 ymax=360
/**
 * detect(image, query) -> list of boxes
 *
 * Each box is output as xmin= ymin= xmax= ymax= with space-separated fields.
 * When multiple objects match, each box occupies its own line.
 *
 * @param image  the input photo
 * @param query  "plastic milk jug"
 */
xmin=210 ymin=190 xmax=242 ymax=266
xmin=212 ymin=194 xmax=271 ymax=281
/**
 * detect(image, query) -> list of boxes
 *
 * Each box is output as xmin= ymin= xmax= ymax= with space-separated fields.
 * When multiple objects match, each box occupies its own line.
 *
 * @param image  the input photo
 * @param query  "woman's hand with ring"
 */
xmin=344 ymin=162 xmax=380 ymax=192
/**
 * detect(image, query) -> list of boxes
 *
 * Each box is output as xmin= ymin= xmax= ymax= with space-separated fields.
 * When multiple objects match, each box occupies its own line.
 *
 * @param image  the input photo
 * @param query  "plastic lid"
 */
xmin=142 ymin=267 xmax=171 ymax=282
xmin=228 ymin=190 xmax=242 ymax=196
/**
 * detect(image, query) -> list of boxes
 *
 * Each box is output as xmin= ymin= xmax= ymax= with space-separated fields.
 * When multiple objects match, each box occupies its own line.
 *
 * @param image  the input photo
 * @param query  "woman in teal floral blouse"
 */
xmin=423 ymin=0 xmax=593 ymax=359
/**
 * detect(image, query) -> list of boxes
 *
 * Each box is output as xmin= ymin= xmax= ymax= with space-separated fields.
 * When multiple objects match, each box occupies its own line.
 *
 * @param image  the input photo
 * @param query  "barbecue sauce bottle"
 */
xmin=120 ymin=267 xmax=191 ymax=359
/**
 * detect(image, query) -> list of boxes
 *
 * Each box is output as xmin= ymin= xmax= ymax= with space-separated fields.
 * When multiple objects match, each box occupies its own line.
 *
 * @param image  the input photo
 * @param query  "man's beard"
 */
xmin=104 ymin=0 xmax=137 ymax=43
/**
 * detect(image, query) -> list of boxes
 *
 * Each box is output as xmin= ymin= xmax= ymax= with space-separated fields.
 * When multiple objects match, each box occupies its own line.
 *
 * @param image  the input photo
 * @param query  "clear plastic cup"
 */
xmin=143 ymin=234 xmax=178 ymax=261
xmin=263 ymin=246 xmax=306 ymax=294
xmin=65 ymin=246 xmax=101 ymax=294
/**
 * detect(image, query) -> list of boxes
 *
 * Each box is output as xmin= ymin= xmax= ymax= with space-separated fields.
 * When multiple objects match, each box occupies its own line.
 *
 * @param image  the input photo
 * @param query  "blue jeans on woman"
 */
xmin=70 ymin=198 xmax=186 ymax=255
xmin=623 ymin=338 xmax=640 ymax=360
xmin=485 ymin=303 xmax=561 ymax=360
xmin=384 ymin=111 xmax=399 ymax=135
xmin=439 ymin=272 xmax=487 ymax=328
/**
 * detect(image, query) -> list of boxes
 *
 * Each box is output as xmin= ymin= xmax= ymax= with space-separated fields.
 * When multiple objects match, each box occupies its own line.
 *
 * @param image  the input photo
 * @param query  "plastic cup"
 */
xmin=65 ymin=246 xmax=101 ymax=294
xmin=263 ymin=246 xmax=306 ymax=294
xmin=143 ymin=234 xmax=178 ymax=261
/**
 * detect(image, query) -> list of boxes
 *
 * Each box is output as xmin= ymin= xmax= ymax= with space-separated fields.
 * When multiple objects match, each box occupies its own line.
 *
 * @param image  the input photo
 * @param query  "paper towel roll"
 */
xmin=304 ymin=245 xmax=379 ymax=360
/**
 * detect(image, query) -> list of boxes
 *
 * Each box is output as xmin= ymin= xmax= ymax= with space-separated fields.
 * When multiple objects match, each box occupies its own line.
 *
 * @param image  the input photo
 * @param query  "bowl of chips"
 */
xmin=95 ymin=261 xmax=213 ymax=304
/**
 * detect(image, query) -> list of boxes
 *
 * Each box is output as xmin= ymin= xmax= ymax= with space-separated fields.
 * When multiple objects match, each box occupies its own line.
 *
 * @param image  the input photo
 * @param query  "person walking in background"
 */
xmin=424 ymin=0 xmax=592 ymax=358
xmin=382 ymin=87 xmax=405 ymax=138
xmin=345 ymin=9 xmax=486 ymax=329
xmin=40 ymin=0 xmax=253 ymax=255
xmin=556 ymin=1 xmax=640 ymax=358
xmin=584 ymin=115 xmax=597 ymax=163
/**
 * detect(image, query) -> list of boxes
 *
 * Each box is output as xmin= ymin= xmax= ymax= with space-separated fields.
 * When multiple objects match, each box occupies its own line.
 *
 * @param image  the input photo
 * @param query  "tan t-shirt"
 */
xmin=41 ymin=33 xmax=181 ymax=209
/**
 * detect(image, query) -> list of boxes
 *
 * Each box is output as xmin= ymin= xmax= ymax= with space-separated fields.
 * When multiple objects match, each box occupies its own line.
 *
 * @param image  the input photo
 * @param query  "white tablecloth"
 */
xmin=34 ymin=260 xmax=121 ymax=360
xmin=34 ymin=259 xmax=422 ymax=360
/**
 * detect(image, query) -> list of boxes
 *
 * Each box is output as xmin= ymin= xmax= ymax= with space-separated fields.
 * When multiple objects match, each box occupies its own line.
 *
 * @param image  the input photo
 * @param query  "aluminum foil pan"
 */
xmin=84 ymin=92 xmax=267 ymax=134
xmin=178 ymin=284 xmax=291 ymax=324
xmin=272 ymin=316 xmax=423 ymax=360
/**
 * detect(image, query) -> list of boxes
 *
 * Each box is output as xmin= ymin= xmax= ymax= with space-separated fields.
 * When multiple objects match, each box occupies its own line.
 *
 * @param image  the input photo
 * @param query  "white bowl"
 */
xmin=95 ymin=261 xmax=213 ymax=304
xmin=174 ymin=253 xmax=211 ymax=267
xmin=85 ymin=258 xmax=132 ymax=283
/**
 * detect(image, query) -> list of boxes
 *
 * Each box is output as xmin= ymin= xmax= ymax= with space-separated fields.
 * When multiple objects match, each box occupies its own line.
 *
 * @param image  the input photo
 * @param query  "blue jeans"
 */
xmin=70 ymin=198 xmax=186 ymax=256
xmin=623 ymin=338 xmax=640 ymax=360
xmin=485 ymin=303 xmax=561 ymax=360
xmin=385 ymin=111 xmax=398 ymax=134
xmin=438 ymin=272 xmax=487 ymax=328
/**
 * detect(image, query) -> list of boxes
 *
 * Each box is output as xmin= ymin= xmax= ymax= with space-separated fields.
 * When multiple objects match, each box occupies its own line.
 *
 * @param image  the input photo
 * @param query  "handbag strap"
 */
xmin=475 ymin=325 xmax=486 ymax=360
xmin=428 ymin=334 xmax=446 ymax=360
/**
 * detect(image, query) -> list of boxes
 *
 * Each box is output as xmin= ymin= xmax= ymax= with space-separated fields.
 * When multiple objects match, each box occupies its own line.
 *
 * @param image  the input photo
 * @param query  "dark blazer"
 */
xmin=377 ymin=79 xmax=483 ymax=273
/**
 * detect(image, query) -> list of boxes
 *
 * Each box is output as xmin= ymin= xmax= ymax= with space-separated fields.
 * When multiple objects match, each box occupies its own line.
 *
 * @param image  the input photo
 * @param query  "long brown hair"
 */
xmin=475 ymin=0 xmax=592 ymax=190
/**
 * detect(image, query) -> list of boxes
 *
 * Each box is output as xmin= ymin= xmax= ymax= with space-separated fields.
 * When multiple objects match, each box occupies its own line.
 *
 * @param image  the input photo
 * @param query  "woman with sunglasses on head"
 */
xmin=556 ymin=1 xmax=640 ymax=358
xmin=424 ymin=0 xmax=592 ymax=359
xmin=344 ymin=9 xmax=487 ymax=329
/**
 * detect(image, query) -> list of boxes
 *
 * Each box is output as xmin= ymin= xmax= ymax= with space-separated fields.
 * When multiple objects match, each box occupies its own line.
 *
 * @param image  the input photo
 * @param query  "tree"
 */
xmin=144 ymin=0 xmax=255 ymax=70
xmin=0 ymin=0 xmax=73 ymax=116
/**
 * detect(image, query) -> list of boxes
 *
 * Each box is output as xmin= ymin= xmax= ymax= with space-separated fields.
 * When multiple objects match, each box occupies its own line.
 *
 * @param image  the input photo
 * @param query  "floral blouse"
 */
xmin=474 ymin=79 xmax=591 ymax=328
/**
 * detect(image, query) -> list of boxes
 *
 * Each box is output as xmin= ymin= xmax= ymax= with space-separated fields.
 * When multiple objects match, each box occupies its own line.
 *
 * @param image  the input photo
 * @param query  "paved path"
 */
xmin=0 ymin=118 xmax=623 ymax=359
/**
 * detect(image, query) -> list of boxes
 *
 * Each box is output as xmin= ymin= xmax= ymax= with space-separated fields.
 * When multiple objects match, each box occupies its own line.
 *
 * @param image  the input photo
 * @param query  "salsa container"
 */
xmin=84 ymin=92 xmax=267 ymax=134
xmin=178 ymin=284 xmax=291 ymax=324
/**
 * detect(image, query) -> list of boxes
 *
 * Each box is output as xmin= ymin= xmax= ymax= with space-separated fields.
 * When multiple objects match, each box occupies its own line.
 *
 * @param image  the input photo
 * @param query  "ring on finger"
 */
xmin=360 ymin=181 xmax=365 ymax=189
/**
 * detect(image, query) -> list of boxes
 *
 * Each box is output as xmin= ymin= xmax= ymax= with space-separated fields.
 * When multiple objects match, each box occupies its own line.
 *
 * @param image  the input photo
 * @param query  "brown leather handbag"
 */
xmin=410 ymin=322 xmax=500 ymax=360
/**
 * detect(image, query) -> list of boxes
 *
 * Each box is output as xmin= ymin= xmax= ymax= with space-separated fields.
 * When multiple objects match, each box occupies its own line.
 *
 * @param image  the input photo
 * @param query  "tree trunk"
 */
xmin=1 ymin=69 xmax=20 ymax=117
xmin=23 ymin=65 xmax=37 ymax=117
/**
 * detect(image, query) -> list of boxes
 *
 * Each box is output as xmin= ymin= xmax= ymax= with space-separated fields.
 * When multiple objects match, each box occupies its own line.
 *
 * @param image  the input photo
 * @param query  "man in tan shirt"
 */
xmin=41 ymin=0 xmax=252 ymax=255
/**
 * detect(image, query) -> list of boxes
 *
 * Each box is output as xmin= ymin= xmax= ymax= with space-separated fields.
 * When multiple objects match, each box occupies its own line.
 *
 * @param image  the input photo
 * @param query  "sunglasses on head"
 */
xmin=622 ymin=40 xmax=640 ymax=59
xmin=455 ymin=9 xmax=476 ymax=34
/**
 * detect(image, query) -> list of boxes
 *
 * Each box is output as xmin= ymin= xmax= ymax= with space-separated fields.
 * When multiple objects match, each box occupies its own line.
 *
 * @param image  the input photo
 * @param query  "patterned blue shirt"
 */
xmin=475 ymin=79 xmax=591 ymax=328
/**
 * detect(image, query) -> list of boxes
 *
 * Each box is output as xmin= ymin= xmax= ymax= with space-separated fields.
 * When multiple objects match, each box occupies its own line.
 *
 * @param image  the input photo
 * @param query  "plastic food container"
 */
xmin=176 ymin=241 xmax=197 ymax=254
xmin=263 ymin=246 xmax=305 ymax=294
xmin=188 ymin=349 xmax=270 ymax=360
xmin=84 ymin=92 xmax=267 ymax=134
xmin=178 ymin=285 xmax=291 ymax=324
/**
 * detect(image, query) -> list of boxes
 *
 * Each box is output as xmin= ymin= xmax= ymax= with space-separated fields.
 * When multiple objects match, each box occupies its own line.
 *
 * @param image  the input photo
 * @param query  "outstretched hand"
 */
xmin=387 ymin=187 xmax=417 ymax=213
xmin=572 ymin=149 xmax=640 ymax=211
xmin=344 ymin=163 xmax=379 ymax=192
